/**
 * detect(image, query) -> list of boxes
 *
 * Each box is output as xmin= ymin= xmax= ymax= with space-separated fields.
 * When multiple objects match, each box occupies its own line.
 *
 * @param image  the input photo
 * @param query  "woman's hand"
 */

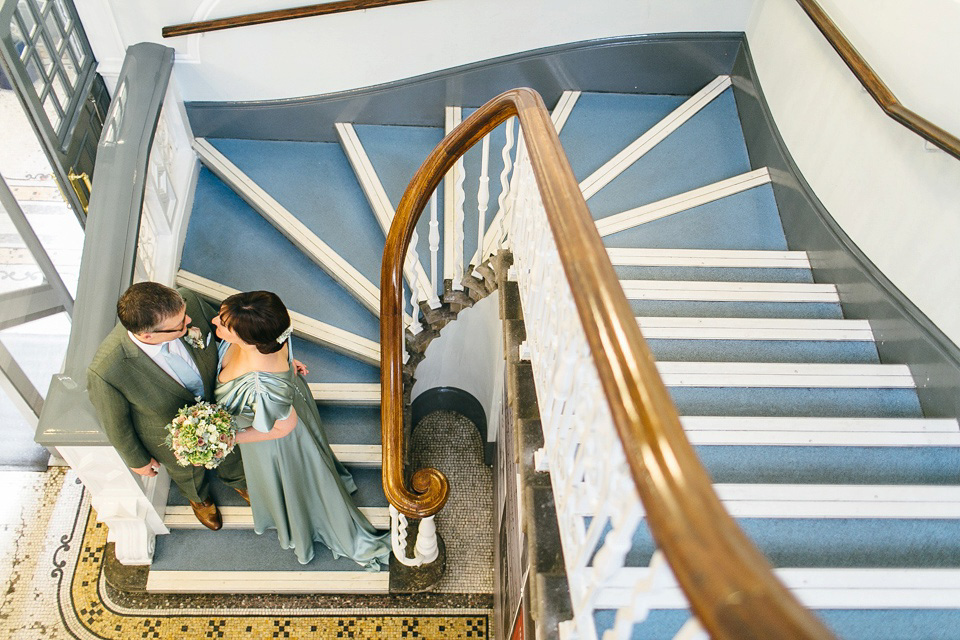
xmin=293 ymin=358 xmax=309 ymax=376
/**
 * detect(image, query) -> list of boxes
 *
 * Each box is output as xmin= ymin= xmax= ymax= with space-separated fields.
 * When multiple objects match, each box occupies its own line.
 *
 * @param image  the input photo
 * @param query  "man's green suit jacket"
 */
xmin=87 ymin=289 xmax=245 ymax=502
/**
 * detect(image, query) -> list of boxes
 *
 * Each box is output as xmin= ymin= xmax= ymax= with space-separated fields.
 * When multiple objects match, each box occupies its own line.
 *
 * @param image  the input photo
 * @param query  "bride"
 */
xmin=212 ymin=290 xmax=390 ymax=569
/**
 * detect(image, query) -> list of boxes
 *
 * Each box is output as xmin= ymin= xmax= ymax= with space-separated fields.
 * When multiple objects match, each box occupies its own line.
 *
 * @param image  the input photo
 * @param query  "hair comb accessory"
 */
xmin=276 ymin=325 xmax=294 ymax=344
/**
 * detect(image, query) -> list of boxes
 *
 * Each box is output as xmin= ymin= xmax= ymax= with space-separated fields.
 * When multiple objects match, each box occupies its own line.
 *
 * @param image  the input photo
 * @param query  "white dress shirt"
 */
xmin=127 ymin=331 xmax=202 ymax=388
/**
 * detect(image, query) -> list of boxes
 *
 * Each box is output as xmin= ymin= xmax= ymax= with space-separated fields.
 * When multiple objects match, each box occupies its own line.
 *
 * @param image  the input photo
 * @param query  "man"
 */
xmin=88 ymin=282 xmax=247 ymax=530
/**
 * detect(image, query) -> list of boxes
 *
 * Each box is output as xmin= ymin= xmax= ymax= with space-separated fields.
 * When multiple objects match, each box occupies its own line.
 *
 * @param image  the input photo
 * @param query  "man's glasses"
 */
xmin=151 ymin=312 xmax=188 ymax=334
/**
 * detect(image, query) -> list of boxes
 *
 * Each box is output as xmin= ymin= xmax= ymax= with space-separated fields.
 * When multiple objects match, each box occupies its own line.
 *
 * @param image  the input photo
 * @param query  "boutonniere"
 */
xmin=184 ymin=326 xmax=206 ymax=350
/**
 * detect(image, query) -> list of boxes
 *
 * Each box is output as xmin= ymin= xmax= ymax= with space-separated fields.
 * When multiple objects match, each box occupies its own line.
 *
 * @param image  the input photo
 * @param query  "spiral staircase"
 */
xmin=134 ymin=66 xmax=960 ymax=639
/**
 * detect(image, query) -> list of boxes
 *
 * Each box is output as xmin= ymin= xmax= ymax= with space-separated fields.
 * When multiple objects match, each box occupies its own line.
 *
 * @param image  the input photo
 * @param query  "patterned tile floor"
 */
xmin=0 ymin=412 xmax=494 ymax=638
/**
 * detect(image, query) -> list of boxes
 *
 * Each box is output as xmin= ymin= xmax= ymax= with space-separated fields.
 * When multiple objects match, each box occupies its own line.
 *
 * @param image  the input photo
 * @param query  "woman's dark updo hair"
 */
xmin=219 ymin=291 xmax=291 ymax=355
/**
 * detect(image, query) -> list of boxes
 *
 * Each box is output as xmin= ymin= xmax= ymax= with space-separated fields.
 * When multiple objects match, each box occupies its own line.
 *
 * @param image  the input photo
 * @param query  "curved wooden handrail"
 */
xmin=162 ymin=0 xmax=428 ymax=38
xmin=382 ymin=87 xmax=835 ymax=638
xmin=797 ymin=0 xmax=960 ymax=160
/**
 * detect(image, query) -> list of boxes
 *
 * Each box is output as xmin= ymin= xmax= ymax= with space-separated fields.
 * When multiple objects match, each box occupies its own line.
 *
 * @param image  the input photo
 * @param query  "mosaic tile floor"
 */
xmin=0 ymin=412 xmax=494 ymax=639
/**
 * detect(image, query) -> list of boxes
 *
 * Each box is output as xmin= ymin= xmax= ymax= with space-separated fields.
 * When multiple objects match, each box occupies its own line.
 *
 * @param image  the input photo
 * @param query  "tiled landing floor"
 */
xmin=0 ymin=412 xmax=494 ymax=638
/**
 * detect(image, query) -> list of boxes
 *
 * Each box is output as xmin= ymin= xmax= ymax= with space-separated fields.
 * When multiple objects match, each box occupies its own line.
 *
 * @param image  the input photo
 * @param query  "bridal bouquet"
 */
xmin=164 ymin=401 xmax=237 ymax=469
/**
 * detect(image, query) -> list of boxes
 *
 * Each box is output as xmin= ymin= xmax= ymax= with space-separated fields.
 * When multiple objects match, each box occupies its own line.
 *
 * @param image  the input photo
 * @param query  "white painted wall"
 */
xmin=76 ymin=0 xmax=754 ymax=102
xmin=814 ymin=0 xmax=960 ymax=139
xmin=746 ymin=0 xmax=960 ymax=345
xmin=411 ymin=293 xmax=503 ymax=444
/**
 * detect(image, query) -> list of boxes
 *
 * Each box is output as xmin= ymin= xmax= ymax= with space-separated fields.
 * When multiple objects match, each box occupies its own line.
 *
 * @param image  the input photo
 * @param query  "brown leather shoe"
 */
xmin=189 ymin=499 xmax=222 ymax=530
xmin=235 ymin=488 xmax=251 ymax=505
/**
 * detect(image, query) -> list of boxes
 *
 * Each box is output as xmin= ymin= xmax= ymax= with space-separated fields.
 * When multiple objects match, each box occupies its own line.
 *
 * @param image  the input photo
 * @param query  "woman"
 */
xmin=212 ymin=290 xmax=390 ymax=569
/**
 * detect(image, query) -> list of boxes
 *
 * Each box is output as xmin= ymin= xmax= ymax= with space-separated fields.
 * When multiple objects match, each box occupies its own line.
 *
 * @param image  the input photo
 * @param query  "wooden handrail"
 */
xmin=381 ymin=87 xmax=836 ymax=638
xmin=162 ymin=0 xmax=428 ymax=39
xmin=797 ymin=0 xmax=960 ymax=160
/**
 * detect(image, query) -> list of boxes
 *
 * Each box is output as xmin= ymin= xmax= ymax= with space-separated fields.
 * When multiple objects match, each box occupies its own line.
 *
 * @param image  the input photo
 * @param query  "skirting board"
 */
xmin=186 ymin=34 xmax=743 ymax=142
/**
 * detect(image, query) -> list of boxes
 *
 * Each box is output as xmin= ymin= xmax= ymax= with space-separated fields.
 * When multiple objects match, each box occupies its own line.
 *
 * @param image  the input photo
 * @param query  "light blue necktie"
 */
xmin=161 ymin=342 xmax=205 ymax=399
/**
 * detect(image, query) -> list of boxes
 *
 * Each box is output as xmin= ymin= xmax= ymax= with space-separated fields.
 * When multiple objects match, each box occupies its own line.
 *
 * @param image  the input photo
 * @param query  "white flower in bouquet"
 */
xmin=164 ymin=400 xmax=237 ymax=469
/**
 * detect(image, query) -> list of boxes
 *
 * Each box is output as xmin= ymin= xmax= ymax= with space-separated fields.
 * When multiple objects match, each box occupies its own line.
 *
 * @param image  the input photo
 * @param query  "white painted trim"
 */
xmin=330 ymin=444 xmax=383 ymax=467
xmin=599 ymin=568 xmax=960 ymax=609
xmin=443 ymin=107 xmax=463 ymax=283
xmin=635 ymin=317 xmax=873 ymax=341
xmin=712 ymin=484 xmax=960 ymax=519
xmin=193 ymin=138 xmax=381 ymax=316
xmin=146 ymin=570 xmax=390 ymax=593
xmin=176 ymin=271 xmax=380 ymax=365
xmin=681 ymin=416 xmax=960 ymax=445
xmin=335 ymin=122 xmax=433 ymax=300
xmin=656 ymin=361 xmax=915 ymax=388
xmin=335 ymin=122 xmax=395 ymax=234
xmin=580 ymin=75 xmax=732 ymax=200
xmin=619 ymin=279 xmax=839 ymax=303
xmin=596 ymin=167 xmax=772 ymax=237
xmin=680 ymin=416 xmax=960 ymax=433
xmin=607 ymin=247 xmax=809 ymax=269
xmin=551 ymin=90 xmax=581 ymax=134
xmin=309 ymin=382 xmax=381 ymax=405
xmin=164 ymin=505 xmax=388 ymax=529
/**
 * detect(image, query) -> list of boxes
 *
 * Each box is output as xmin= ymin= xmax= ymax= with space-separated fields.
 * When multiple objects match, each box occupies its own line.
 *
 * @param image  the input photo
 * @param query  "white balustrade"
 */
xmin=507 ymin=149 xmax=679 ymax=640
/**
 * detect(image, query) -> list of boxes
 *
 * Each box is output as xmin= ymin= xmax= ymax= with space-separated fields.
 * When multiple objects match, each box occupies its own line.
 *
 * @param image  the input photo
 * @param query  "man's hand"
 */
xmin=132 ymin=458 xmax=160 ymax=477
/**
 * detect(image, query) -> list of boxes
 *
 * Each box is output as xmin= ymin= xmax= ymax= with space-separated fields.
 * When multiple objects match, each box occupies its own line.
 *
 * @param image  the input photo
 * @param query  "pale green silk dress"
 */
xmin=215 ymin=340 xmax=390 ymax=568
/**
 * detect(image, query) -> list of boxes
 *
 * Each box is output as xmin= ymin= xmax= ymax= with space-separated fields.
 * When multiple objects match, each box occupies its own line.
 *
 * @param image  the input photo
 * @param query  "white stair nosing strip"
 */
xmin=580 ymin=75 xmax=732 ymax=200
xmin=712 ymin=483 xmax=960 ymax=518
xmin=598 ymin=568 xmax=960 ymax=610
xmin=596 ymin=167 xmax=771 ymax=237
xmin=684 ymin=430 xmax=960 ymax=447
xmin=193 ymin=139 xmax=381 ymax=316
xmin=329 ymin=444 xmax=383 ymax=467
xmin=620 ymin=279 xmax=839 ymax=303
xmin=164 ymin=505 xmax=389 ymax=529
xmin=308 ymin=382 xmax=381 ymax=405
xmin=551 ymin=90 xmax=580 ymax=134
xmin=656 ymin=361 xmax=915 ymax=388
xmin=146 ymin=570 xmax=390 ymax=593
xmin=335 ymin=123 xmax=395 ymax=235
xmin=636 ymin=317 xmax=873 ymax=341
xmin=176 ymin=271 xmax=380 ymax=365
xmin=607 ymin=247 xmax=810 ymax=268
xmin=680 ymin=416 xmax=960 ymax=433
xmin=335 ymin=123 xmax=433 ymax=301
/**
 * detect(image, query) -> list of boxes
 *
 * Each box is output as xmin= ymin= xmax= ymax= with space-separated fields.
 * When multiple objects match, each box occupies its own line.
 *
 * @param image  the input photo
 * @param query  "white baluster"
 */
xmin=389 ymin=505 xmax=439 ymax=567
xmin=408 ymin=228 xmax=423 ymax=335
xmin=427 ymin=191 xmax=441 ymax=309
xmin=414 ymin=515 xmax=439 ymax=563
xmin=492 ymin=117 xmax=516 ymax=259
xmin=452 ymin=155 xmax=466 ymax=291
xmin=471 ymin=134 xmax=491 ymax=275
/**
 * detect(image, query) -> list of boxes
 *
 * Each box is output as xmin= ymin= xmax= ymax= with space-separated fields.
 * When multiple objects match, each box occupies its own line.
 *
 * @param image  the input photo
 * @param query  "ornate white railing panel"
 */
xmin=508 ymin=150 xmax=661 ymax=640
xmin=136 ymin=77 xmax=198 ymax=285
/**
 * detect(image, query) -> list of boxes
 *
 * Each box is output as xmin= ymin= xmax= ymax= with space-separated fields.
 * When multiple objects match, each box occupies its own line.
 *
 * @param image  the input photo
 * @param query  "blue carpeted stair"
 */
xmin=166 ymin=71 xmax=960 ymax=635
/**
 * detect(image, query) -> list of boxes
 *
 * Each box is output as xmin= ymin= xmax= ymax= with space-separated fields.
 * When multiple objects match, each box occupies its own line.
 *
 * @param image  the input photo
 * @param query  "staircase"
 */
xmin=156 ymin=68 xmax=960 ymax=637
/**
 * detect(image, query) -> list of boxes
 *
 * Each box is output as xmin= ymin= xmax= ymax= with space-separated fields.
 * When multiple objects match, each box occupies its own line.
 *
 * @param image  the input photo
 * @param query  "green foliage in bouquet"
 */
xmin=164 ymin=400 xmax=237 ymax=469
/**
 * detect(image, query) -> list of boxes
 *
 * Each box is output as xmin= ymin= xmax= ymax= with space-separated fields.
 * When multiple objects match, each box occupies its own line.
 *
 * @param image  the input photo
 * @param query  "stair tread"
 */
xmin=151 ymin=527 xmax=390 ymax=575
xmin=656 ymin=361 xmax=914 ymax=388
xmin=181 ymin=171 xmax=380 ymax=351
xmin=177 ymin=270 xmax=380 ymax=365
xmin=202 ymin=138 xmax=387 ymax=290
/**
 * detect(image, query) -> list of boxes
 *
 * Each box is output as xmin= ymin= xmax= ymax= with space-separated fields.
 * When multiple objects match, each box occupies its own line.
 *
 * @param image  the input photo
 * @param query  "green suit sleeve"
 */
xmin=87 ymin=370 xmax=153 ymax=469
